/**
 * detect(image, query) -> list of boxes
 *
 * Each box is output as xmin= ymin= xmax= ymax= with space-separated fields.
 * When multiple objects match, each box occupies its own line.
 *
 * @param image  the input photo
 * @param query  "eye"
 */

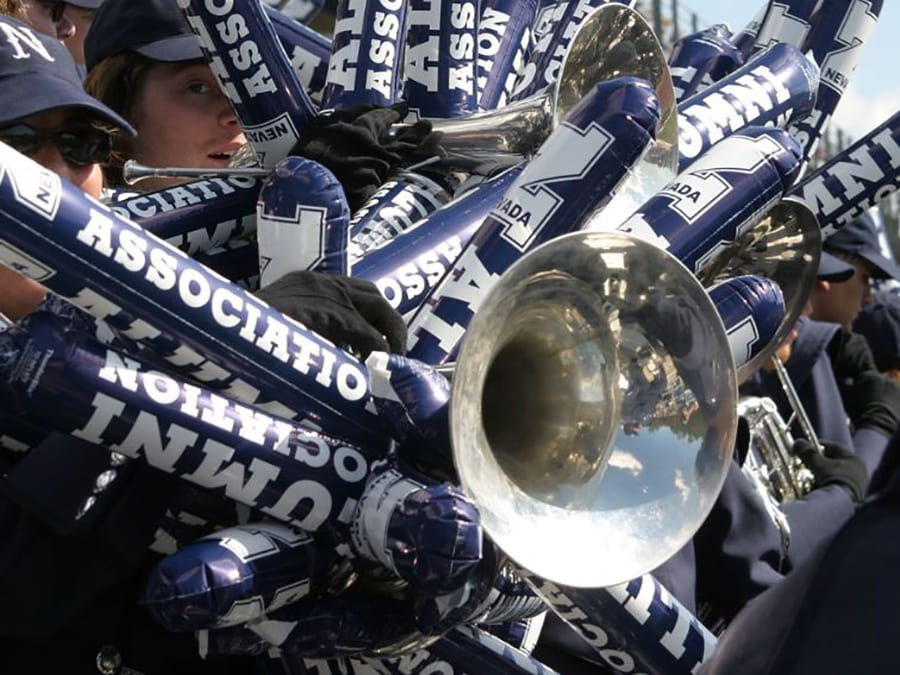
xmin=187 ymin=80 xmax=213 ymax=95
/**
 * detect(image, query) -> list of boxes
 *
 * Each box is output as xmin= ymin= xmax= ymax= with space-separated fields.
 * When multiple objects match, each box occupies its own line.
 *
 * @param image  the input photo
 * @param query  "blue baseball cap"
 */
xmin=854 ymin=289 xmax=900 ymax=371
xmin=817 ymin=250 xmax=855 ymax=282
xmin=0 ymin=15 xmax=134 ymax=133
xmin=84 ymin=0 xmax=203 ymax=73
xmin=824 ymin=212 xmax=900 ymax=280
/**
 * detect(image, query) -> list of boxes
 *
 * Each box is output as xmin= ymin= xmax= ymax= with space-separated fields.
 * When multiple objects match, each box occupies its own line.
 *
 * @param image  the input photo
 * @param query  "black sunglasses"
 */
xmin=0 ymin=124 xmax=113 ymax=166
xmin=36 ymin=0 xmax=67 ymax=23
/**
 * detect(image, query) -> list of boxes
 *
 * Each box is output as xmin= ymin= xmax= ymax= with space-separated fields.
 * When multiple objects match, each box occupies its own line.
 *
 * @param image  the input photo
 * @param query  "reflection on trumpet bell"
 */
xmin=479 ymin=270 xmax=621 ymax=501
xmin=451 ymin=231 xmax=737 ymax=588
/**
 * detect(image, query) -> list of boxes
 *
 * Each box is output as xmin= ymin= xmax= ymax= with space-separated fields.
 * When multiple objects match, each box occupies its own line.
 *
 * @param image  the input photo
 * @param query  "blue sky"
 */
xmin=673 ymin=1 xmax=899 ymax=141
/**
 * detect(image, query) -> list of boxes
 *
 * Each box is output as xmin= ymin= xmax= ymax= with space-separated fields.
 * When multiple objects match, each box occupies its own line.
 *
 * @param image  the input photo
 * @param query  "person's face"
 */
xmin=129 ymin=61 xmax=246 ymax=191
xmin=0 ymin=107 xmax=106 ymax=320
xmin=61 ymin=4 xmax=94 ymax=65
xmin=21 ymin=0 xmax=74 ymax=39
xmin=13 ymin=108 xmax=104 ymax=198
xmin=810 ymin=257 xmax=876 ymax=330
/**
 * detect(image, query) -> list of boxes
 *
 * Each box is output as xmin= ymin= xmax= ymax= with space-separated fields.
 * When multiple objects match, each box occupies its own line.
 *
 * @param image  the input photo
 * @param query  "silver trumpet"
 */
xmin=736 ymin=356 xmax=818 ymax=551
xmin=122 ymin=159 xmax=271 ymax=186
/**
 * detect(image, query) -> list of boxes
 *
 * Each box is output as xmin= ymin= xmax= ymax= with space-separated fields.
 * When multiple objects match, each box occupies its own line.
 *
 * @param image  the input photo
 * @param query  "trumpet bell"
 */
xmin=452 ymin=232 xmax=737 ymax=588
xmin=697 ymin=199 xmax=821 ymax=383
xmin=567 ymin=4 xmax=679 ymax=228
xmin=432 ymin=3 xmax=677 ymax=177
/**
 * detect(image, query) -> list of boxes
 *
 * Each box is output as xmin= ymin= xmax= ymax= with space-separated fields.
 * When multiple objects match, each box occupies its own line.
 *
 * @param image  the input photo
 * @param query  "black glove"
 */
xmin=793 ymin=438 xmax=868 ymax=504
xmin=291 ymin=103 xmax=441 ymax=211
xmin=256 ymin=271 xmax=407 ymax=358
xmin=844 ymin=370 xmax=900 ymax=435
xmin=831 ymin=330 xmax=879 ymax=391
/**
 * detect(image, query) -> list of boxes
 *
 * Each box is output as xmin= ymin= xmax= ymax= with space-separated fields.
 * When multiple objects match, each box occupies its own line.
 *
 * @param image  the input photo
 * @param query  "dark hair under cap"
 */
xmin=0 ymin=15 xmax=134 ymax=133
xmin=84 ymin=0 xmax=203 ymax=73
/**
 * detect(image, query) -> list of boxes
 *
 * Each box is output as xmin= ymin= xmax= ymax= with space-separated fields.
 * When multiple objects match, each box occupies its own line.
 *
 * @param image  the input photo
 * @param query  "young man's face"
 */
xmin=129 ymin=61 xmax=246 ymax=191
xmin=810 ymin=255 xmax=876 ymax=330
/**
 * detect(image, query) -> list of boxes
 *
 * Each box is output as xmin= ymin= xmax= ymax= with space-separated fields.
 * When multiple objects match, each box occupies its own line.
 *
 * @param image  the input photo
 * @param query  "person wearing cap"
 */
xmin=0 ymin=13 xmax=132 ymax=320
xmin=854 ymin=289 xmax=900 ymax=383
xmin=811 ymin=212 xmax=900 ymax=331
xmin=82 ymin=0 xmax=246 ymax=190
xmin=0 ymin=13 xmax=261 ymax=674
xmin=61 ymin=0 xmax=102 ymax=75
xmin=15 ymin=0 xmax=75 ymax=39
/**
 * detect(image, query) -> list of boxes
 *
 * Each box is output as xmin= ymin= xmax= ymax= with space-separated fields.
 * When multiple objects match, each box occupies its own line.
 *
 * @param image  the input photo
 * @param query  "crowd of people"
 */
xmin=0 ymin=1 xmax=898 ymax=674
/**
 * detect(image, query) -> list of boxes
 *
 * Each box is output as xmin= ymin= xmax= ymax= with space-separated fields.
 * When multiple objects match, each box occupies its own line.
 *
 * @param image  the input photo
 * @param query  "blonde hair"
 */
xmin=0 ymin=1 xmax=26 ymax=18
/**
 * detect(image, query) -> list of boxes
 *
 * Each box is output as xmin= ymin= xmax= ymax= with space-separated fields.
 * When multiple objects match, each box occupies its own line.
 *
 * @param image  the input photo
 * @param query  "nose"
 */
xmin=55 ymin=12 xmax=76 ymax=40
xmin=862 ymin=282 xmax=874 ymax=306
xmin=217 ymin=93 xmax=240 ymax=129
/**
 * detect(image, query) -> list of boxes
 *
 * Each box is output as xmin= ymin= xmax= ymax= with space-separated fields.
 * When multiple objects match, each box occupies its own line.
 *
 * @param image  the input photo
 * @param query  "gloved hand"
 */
xmin=842 ymin=370 xmax=900 ymax=436
xmin=793 ymin=438 xmax=868 ymax=504
xmin=256 ymin=271 xmax=407 ymax=357
xmin=291 ymin=103 xmax=441 ymax=211
xmin=832 ymin=330 xmax=879 ymax=386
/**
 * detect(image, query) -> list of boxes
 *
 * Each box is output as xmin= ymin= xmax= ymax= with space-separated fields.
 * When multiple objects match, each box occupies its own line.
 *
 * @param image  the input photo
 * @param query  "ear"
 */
xmin=815 ymin=279 xmax=831 ymax=292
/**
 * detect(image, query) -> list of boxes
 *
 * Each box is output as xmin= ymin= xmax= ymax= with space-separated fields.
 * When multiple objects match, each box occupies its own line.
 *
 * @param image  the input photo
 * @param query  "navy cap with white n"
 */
xmin=0 ymin=15 xmax=134 ymax=133
xmin=84 ymin=0 xmax=203 ymax=73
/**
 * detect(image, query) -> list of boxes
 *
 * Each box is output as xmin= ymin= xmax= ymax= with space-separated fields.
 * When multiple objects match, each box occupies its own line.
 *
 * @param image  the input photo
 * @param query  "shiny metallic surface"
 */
xmin=696 ymin=199 xmax=821 ymax=383
xmin=739 ymin=395 xmax=813 ymax=505
xmin=426 ymin=91 xmax=555 ymax=161
xmin=558 ymin=5 xmax=678 ymax=215
xmin=122 ymin=160 xmax=271 ymax=186
xmin=108 ymin=452 xmax=128 ymax=467
xmin=770 ymin=355 xmax=824 ymax=458
xmin=227 ymin=142 xmax=263 ymax=168
xmin=75 ymin=495 xmax=97 ymax=520
xmin=737 ymin=398 xmax=795 ymax=553
xmin=94 ymin=470 xmax=118 ymax=494
xmin=95 ymin=644 xmax=122 ymax=675
xmin=428 ymin=2 xmax=677 ymax=190
xmin=452 ymin=231 xmax=737 ymax=587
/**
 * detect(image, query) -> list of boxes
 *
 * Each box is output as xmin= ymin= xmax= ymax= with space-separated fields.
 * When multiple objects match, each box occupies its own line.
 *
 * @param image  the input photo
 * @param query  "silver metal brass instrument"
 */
xmin=738 ymin=395 xmax=813 ymax=505
xmin=122 ymin=159 xmax=271 ymax=186
xmin=697 ymin=199 xmax=821 ymax=383
xmin=770 ymin=354 xmax=824 ymax=454
xmin=450 ymin=230 xmax=738 ymax=587
xmin=419 ymin=3 xmax=678 ymax=178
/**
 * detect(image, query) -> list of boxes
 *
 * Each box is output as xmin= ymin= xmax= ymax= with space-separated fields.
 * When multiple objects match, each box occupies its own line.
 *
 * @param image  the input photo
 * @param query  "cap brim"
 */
xmin=818 ymin=251 xmax=855 ymax=282
xmin=863 ymin=252 xmax=900 ymax=281
xmin=0 ymin=73 xmax=135 ymax=135
xmin=135 ymin=34 xmax=204 ymax=63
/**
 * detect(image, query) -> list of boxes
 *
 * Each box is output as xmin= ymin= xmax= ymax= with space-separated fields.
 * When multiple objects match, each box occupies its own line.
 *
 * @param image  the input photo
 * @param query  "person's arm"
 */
xmin=782 ymin=439 xmax=867 ymax=566
xmin=693 ymin=460 xmax=786 ymax=626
